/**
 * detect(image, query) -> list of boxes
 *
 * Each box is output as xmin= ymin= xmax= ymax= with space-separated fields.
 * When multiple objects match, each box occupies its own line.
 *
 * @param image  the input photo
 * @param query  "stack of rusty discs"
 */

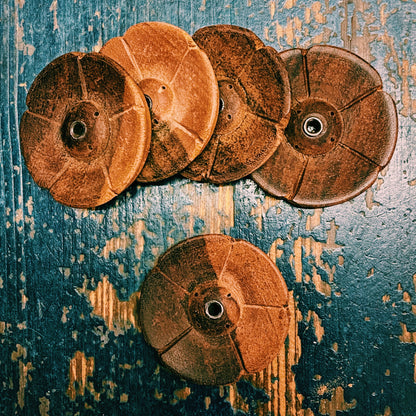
xmin=19 ymin=22 xmax=398 ymax=209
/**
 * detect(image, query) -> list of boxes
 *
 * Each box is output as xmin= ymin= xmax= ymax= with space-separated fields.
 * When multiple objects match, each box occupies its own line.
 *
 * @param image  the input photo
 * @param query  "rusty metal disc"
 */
xmin=100 ymin=22 xmax=219 ymax=183
xmin=139 ymin=234 xmax=290 ymax=386
xmin=181 ymin=25 xmax=291 ymax=184
xmin=19 ymin=52 xmax=151 ymax=208
xmin=252 ymin=45 xmax=398 ymax=207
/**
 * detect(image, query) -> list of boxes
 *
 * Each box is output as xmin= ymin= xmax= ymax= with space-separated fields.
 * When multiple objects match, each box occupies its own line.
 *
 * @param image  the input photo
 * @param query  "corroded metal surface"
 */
xmin=101 ymin=21 xmax=219 ymax=183
xmin=139 ymin=234 xmax=290 ymax=385
xmin=183 ymin=25 xmax=291 ymax=184
xmin=19 ymin=52 xmax=151 ymax=208
xmin=252 ymin=45 xmax=398 ymax=207
xmin=1 ymin=1 xmax=416 ymax=415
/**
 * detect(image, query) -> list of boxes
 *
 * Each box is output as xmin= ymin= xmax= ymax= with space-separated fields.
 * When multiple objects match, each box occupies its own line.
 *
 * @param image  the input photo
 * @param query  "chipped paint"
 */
xmin=399 ymin=322 xmax=416 ymax=343
xmin=39 ymin=397 xmax=50 ymax=416
xmin=49 ymin=0 xmax=59 ymax=31
xmin=173 ymin=386 xmax=191 ymax=401
xmin=100 ymin=233 xmax=132 ymax=259
xmin=86 ymin=275 xmax=139 ymax=333
xmin=319 ymin=386 xmax=357 ymax=415
xmin=291 ymin=222 xmax=341 ymax=295
xmin=11 ymin=345 xmax=33 ymax=409
xmin=66 ymin=351 xmax=98 ymax=401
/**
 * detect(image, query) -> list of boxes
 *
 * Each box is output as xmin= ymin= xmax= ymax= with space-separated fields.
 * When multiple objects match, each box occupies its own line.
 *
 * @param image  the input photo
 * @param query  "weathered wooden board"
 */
xmin=1 ymin=0 xmax=415 ymax=415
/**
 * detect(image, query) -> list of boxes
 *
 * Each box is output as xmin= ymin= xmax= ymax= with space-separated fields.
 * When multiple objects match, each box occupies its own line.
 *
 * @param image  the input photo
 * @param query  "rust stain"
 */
xmin=66 ymin=351 xmax=98 ymax=401
xmin=120 ymin=393 xmax=128 ymax=403
xmin=319 ymin=386 xmax=357 ymax=415
xmin=87 ymin=275 xmax=140 ymax=333
xmin=204 ymin=396 xmax=211 ymax=410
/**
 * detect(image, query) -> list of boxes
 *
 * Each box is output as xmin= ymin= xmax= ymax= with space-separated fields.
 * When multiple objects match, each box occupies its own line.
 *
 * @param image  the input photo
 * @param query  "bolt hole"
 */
xmin=88 ymin=145 xmax=93 ymax=150
xmin=330 ymin=111 xmax=335 ymax=116
xmin=153 ymin=119 xmax=159 ymax=125
xmin=295 ymin=144 xmax=299 ymax=149
xmin=227 ymin=293 xmax=231 ymax=297
xmin=205 ymin=300 xmax=224 ymax=320
xmin=161 ymin=85 xmax=166 ymax=90
xmin=228 ymin=84 xmax=233 ymax=89
xmin=225 ymin=323 xmax=230 ymax=328
xmin=194 ymin=292 xmax=198 ymax=297
xmin=94 ymin=111 xmax=99 ymax=117
xmin=330 ymin=137 xmax=335 ymax=142
xmin=303 ymin=116 xmax=323 ymax=137
xmin=227 ymin=114 xmax=232 ymax=120
xmin=297 ymin=109 xmax=302 ymax=114
xmin=70 ymin=120 xmax=87 ymax=140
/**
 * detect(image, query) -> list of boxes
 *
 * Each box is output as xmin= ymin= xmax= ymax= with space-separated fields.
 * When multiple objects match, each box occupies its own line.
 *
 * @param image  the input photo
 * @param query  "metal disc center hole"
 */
xmin=70 ymin=120 xmax=87 ymax=140
xmin=303 ymin=116 xmax=323 ymax=137
xmin=144 ymin=94 xmax=153 ymax=110
xmin=205 ymin=300 xmax=224 ymax=320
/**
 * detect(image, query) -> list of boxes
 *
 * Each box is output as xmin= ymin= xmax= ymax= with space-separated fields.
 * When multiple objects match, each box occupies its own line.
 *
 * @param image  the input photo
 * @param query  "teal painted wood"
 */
xmin=1 ymin=0 xmax=416 ymax=415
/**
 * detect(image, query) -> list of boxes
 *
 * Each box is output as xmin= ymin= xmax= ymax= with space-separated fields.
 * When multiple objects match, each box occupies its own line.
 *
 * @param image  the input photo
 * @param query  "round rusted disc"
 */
xmin=100 ymin=22 xmax=219 ymax=183
xmin=252 ymin=45 xmax=398 ymax=207
xmin=139 ymin=234 xmax=290 ymax=386
xmin=19 ymin=52 xmax=151 ymax=208
xmin=181 ymin=25 xmax=291 ymax=184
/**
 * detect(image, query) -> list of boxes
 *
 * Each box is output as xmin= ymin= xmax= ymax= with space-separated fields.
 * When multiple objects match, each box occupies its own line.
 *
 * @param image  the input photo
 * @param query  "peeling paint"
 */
xmin=85 ymin=275 xmax=139 ymax=333
xmin=49 ymin=0 xmax=59 ymax=31
xmin=39 ymin=396 xmax=50 ymax=416
xmin=11 ymin=345 xmax=33 ymax=409
xmin=66 ymin=351 xmax=98 ymax=401
xmin=399 ymin=322 xmax=416 ymax=343
xmin=319 ymin=386 xmax=357 ymax=415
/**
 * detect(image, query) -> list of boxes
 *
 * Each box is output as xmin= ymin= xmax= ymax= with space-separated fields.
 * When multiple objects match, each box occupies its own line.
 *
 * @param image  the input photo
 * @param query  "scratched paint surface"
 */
xmin=1 ymin=0 xmax=415 ymax=415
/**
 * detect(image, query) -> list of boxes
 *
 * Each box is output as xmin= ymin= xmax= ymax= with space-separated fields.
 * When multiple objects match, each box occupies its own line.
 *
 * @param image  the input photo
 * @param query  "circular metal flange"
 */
xmin=19 ymin=52 xmax=151 ymax=208
xmin=100 ymin=22 xmax=219 ymax=183
xmin=181 ymin=25 xmax=291 ymax=184
xmin=252 ymin=45 xmax=398 ymax=208
xmin=139 ymin=234 xmax=290 ymax=386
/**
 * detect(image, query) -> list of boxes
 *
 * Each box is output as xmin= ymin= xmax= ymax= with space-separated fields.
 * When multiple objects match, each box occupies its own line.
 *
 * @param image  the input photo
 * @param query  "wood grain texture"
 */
xmin=1 ymin=0 xmax=415 ymax=415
